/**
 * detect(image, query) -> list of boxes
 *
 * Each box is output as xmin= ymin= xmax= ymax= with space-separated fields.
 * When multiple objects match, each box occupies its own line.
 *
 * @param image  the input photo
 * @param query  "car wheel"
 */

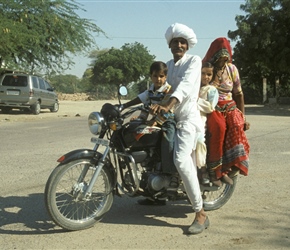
xmin=50 ymin=102 xmax=59 ymax=112
xmin=1 ymin=107 xmax=11 ymax=114
xmin=31 ymin=101 xmax=41 ymax=115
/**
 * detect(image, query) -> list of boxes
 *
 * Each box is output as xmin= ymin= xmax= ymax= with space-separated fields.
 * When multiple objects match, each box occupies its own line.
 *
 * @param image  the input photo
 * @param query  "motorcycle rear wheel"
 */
xmin=202 ymin=175 xmax=238 ymax=211
xmin=44 ymin=159 xmax=114 ymax=231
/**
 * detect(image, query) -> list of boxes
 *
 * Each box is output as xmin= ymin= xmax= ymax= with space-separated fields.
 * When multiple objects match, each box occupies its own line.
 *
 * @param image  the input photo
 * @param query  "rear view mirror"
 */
xmin=119 ymin=86 xmax=128 ymax=96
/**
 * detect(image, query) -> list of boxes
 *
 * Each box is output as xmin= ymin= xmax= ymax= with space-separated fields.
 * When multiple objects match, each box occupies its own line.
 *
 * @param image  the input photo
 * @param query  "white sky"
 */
xmin=65 ymin=0 xmax=245 ymax=77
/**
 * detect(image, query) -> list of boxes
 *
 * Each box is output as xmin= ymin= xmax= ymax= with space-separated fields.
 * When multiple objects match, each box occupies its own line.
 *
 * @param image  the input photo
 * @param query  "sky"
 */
xmin=65 ymin=0 xmax=245 ymax=78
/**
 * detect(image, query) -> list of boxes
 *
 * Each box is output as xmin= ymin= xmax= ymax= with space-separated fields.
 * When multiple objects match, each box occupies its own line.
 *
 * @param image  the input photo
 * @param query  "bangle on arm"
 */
xmin=234 ymin=90 xmax=243 ymax=96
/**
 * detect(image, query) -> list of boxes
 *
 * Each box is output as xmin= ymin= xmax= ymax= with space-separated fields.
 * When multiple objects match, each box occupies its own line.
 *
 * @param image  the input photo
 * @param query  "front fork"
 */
xmin=81 ymin=143 xmax=110 ymax=199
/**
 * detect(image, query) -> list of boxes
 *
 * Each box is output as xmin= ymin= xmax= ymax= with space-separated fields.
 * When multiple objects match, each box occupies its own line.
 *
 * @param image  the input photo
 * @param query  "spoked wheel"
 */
xmin=202 ymin=175 xmax=237 ymax=211
xmin=44 ymin=159 xmax=114 ymax=231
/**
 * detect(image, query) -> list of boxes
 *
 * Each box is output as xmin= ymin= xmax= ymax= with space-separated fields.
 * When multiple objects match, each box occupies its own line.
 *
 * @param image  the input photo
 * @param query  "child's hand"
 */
xmin=130 ymin=116 xmax=138 ymax=121
xmin=146 ymin=120 xmax=157 ymax=127
xmin=149 ymin=104 xmax=158 ymax=115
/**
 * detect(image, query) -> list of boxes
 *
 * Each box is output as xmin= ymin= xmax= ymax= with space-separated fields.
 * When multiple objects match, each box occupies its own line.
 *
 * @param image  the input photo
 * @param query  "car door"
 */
xmin=44 ymin=80 xmax=56 ymax=106
xmin=38 ymin=77 xmax=49 ymax=106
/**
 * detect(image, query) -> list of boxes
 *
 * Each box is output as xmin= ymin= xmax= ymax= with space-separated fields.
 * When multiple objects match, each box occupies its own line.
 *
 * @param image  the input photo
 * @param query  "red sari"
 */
xmin=206 ymin=100 xmax=250 ymax=178
xmin=203 ymin=37 xmax=250 ymax=179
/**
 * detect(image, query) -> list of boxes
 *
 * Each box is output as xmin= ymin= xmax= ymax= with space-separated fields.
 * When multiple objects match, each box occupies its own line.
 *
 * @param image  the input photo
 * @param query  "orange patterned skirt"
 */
xmin=206 ymin=100 xmax=250 ymax=179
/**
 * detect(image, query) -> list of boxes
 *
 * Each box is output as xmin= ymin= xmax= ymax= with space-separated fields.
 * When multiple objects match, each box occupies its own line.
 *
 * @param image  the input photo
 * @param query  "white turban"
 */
xmin=165 ymin=23 xmax=197 ymax=48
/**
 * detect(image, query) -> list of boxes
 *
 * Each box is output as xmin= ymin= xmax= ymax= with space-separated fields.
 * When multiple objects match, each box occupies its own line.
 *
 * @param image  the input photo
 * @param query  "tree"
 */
xmin=91 ymin=42 xmax=155 ymax=98
xmin=49 ymin=74 xmax=80 ymax=93
xmin=79 ymin=68 xmax=95 ymax=93
xmin=228 ymin=0 xmax=290 ymax=102
xmin=0 ymin=0 xmax=105 ymax=74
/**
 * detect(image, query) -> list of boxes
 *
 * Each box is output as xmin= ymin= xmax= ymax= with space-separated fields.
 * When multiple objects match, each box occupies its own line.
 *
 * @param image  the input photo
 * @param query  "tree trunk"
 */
xmin=275 ymin=77 xmax=280 ymax=103
xmin=263 ymin=77 xmax=267 ymax=103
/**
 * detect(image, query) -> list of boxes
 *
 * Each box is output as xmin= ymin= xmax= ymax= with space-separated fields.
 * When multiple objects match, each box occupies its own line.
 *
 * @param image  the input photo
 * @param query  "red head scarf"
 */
xmin=202 ymin=37 xmax=232 ymax=64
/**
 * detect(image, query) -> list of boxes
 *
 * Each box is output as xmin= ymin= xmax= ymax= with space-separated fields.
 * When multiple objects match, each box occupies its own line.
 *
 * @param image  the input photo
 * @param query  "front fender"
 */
xmin=56 ymin=149 xmax=117 ymax=188
xmin=57 ymin=149 xmax=96 ymax=164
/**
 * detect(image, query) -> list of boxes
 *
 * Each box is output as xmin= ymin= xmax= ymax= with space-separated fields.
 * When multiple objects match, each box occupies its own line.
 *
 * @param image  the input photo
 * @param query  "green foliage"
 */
xmin=228 ymin=0 xmax=290 ymax=103
xmin=0 ymin=0 xmax=104 ymax=74
xmin=91 ymin=42 xmax=155 ymax=92
xmin=46 ymin=42 xmax=156 ymax=98
xmin=49 ymin=74 xmax=80 ymax=93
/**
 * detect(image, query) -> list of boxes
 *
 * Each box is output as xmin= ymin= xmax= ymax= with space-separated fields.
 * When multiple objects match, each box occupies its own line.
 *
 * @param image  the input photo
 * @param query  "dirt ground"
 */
xmin=0 ymin=100 xmax=122 ymax=123
xmin=1 ymin=99 xmax=289 ymax=123
xmin=1 ymin=100 xmax=290 ymax=249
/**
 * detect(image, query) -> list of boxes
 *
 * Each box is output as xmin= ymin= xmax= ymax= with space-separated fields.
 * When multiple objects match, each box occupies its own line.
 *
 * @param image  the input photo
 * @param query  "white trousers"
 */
xmin=174 ymin=121 xmax=203 ymax=212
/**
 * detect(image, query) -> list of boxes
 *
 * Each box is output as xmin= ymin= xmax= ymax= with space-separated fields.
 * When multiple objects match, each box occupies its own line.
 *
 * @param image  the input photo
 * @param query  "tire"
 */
xmin=31 ymin=101 xmax=41 ymax=115
xmin=1 ymin=107 xmax=11 ymax=114
xmin=50 ymin=102 xmax=59 ymax=112
xmin=202 ymin=175 xmax=237 ymax=211
xmin=44 ymin=158 xmax=114 ymax=231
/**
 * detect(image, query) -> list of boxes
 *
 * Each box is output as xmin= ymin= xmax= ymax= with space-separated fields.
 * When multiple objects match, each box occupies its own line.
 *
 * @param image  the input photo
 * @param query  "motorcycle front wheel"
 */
xmin=44 ymin=158 xmax=114 ymax=231
xmin=202 ymin=175 xmax=238 ymax=211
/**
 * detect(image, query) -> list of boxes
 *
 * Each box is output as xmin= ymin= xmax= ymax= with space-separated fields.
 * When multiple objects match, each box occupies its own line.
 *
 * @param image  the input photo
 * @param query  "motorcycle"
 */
xmin=44 ymin=86 xmax=237 ymax=231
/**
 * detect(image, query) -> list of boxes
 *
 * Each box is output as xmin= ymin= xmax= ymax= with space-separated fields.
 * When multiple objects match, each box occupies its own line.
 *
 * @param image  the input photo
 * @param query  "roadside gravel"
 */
xmin=1 ymin=100 xmax=290 ymax=124
xmin=0 ymin=100 xmax=122 ymax=123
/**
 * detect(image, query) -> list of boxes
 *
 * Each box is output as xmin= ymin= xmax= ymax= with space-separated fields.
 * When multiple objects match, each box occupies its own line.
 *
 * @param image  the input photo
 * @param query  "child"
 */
xmin=197 ymin=62 xmax=219 ymax=185
xmin=122 ymin=61 xmax=176 ymax=174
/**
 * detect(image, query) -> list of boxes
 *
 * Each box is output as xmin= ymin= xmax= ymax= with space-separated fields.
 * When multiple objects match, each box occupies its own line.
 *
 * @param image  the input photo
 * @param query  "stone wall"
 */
xmin=57 ymin=93 xmax=97 ymax=101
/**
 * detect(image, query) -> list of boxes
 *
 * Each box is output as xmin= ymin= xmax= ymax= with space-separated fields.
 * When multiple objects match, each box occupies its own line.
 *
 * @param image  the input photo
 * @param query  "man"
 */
xmin=151 ymin=23 xmax=209 ymax=234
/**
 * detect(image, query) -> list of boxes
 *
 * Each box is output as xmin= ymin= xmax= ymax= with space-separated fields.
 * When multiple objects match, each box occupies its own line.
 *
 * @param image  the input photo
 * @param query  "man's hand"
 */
xmin=149 ymin=104 xmax=169 ymax=115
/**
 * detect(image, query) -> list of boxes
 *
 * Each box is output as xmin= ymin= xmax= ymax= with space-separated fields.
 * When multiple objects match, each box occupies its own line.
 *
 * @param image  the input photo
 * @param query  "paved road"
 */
xmin=0 ymin=105 xmax=290 ymax=249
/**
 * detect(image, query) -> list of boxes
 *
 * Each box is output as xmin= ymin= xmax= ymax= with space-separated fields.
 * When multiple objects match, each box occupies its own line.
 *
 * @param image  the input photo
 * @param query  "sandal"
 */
xmin=200 ymin=167 xmax=210 ymax=185
xmin=168 ymin=175 xmax=180 ymax=190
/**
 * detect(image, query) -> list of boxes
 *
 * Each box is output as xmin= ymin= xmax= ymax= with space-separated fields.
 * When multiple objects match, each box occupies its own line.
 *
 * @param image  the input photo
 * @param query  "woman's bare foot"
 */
xmin=221 ymin=174 xmax=233 ymax=185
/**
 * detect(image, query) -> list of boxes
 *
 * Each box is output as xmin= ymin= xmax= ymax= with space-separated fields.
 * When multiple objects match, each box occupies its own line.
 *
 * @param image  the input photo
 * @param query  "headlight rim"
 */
xmin=88 ymin=112 xmax=105 ymax=135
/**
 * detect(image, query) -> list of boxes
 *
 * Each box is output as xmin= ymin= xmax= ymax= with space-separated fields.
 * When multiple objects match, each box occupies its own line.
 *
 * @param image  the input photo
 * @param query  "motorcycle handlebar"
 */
xmin=121 ymin=105 xmax=149 ymax=118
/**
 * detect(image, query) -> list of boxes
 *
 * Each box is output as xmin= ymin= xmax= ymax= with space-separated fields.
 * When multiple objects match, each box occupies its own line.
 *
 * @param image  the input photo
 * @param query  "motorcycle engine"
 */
xmin=147 ymin=173 xmax=171 ymax=192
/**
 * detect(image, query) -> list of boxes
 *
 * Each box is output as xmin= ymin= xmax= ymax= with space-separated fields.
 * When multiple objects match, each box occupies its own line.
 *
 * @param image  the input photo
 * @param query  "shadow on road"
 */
xmin=0 ymin=193 xmax=193 ymax=235
xmin=0 ymin=194 xmax=64 ymax=235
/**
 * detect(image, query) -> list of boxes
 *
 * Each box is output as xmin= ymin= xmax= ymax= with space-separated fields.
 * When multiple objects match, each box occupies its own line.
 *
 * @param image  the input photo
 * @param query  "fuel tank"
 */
xmin=121 ymin=119 xmax=162 ymax=149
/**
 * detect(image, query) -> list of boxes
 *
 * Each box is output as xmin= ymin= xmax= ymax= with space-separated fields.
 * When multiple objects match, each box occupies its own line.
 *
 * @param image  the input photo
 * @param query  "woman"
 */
xmin=202 ymin=37 xmax=250 ymax=186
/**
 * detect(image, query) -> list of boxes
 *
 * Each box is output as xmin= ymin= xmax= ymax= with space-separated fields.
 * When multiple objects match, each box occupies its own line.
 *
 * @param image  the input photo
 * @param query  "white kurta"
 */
xmin=166 ymin=53 xmax=204 ymax=211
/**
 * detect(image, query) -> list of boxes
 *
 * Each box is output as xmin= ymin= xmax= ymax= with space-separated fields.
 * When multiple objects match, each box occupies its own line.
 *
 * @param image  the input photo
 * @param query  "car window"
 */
xmin=38 ymin=78 xmax=46 ymax=90
xmin=45 ymin=80 xmax=53 ymax=91
xmin=32 ymin=76 xmax=39 ymax=88
xmin=2 ymin=75 xmax=28 ymax=87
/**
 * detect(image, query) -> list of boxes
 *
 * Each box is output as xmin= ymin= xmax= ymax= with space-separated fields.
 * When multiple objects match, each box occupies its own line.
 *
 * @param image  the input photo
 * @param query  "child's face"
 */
xmin=201 ymin=67 xmax=213 ymax=86
xmin=151 ymin=70 xmax=167 ymax=90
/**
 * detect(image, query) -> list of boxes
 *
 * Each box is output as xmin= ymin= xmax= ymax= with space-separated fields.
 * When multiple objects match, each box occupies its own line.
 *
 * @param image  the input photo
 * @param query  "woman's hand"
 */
xmin=244 ymin=121 xmax=250 ymax=131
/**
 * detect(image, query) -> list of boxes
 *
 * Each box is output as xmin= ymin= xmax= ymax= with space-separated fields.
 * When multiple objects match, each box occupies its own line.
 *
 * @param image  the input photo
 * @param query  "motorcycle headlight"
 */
xmin=88 ymin=112 xmax=104 ymax=135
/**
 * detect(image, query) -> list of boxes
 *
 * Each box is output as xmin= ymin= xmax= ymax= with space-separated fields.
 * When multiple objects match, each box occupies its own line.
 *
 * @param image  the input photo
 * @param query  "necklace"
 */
xmin=215 ymin=66 xmax=226 ymax=82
